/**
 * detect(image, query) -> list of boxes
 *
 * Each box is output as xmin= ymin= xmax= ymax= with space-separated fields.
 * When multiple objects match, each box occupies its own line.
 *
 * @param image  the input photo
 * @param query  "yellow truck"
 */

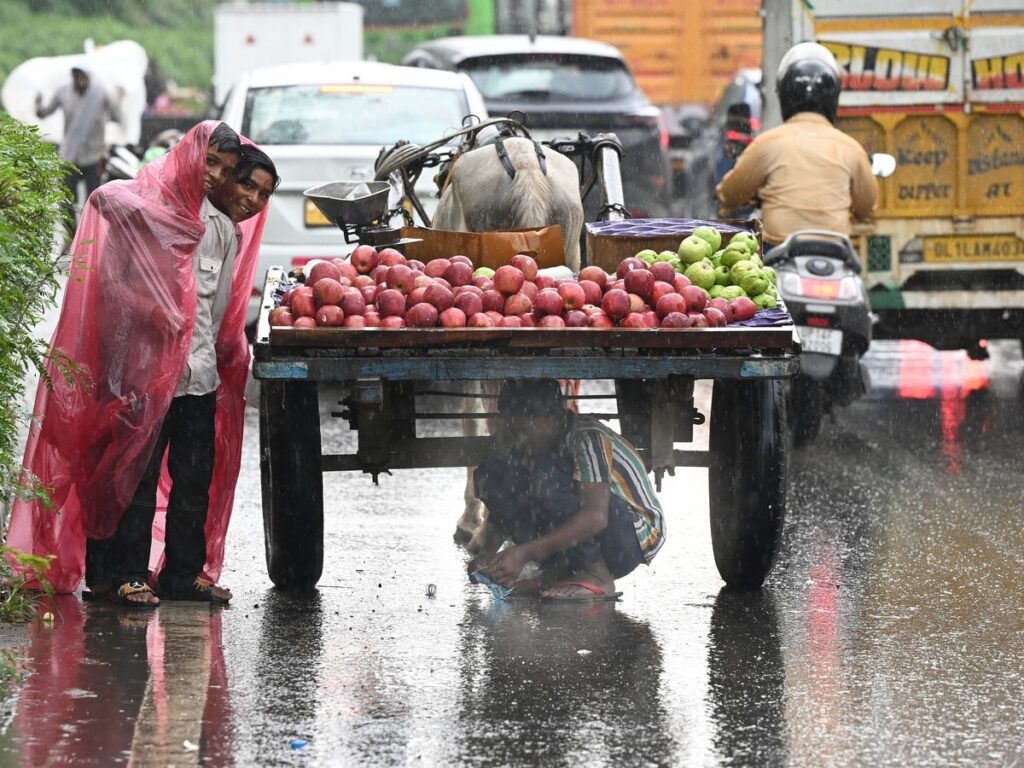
xmin=572 ymin=0 xmax=762 ymax=107
xmin=763 ymin=0 xmax=1024 ymax=353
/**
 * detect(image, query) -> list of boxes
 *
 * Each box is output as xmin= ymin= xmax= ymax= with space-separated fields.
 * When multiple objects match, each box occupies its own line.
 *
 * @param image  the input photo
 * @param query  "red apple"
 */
xmin=660 ymin=311 xmax=691 ymax=328
xmin=504 ymin=291 xmax=533 ymax=316
xmin=406 ymin=303 xmax=439 ymax=328
xmin=413 ymin=275 xmax=434 ymax=290
xmin=424 ymin=258 xmax=450 ymax=279
xmin=565 ymin=309 xmax=588 ymax=327
xmin=307 ymin=261 xmax=341 ymax=286
xmin=499 ymin=315 xmax=523 ymax=328
xmin=708 ymin=298 xmax=734 ymax=323
xmin=624 ymin=269 xmax=655 ymax=300
xmin=485 ymin=310 xmax=505 ymax=326
xmin=656 ymin=293 xmax=687 ymax=318
xmin=291 ymin=292 xmax=316 ymax=318
xmin=539 ymin=315 xmax=566 ymax=328
xmin=386 ymin=264 xmax=416 ymax=294
xmin=616 ymin=257 xmax=646 ymax=279
xmin=520 ymin=281 xmax=538 ymax=301
xmin=509 ymin=254 xmax=539 ymax=281
xmin=350 ymin=245 xmax=380 ymax=274
xmin=648 ymin=262 xmax=676 ymax=284
xmin=362 ymin=311 xmax=380 ymax=328
xmin=682 ymin=286 xmax=708 ymax=313
xmin=673 ymin=275 xmax=692 ymax=293
xmin=730 ymin=296 xmax=757 ymax=322
xmin=334 ymin=260 xmax=359 ymax=282
xmin=558 ymin=282 xmax=587 ymax=311
xmin=380 ymin=315 xmax=406 ymax=329
xmin=481 ymin=289 xmax=506 ymax=314
xmin=371 ymin=265 xmax=389 ymax=284
xmin=293 ymin=316 xmax=317 ymax=329
xmin=578 ymin=266 xmax=608 ymax=289
xmin=455 ymin=284 xmax=482 ymax=297
xmin=588 ymin=312 xmax=614 ymax=328
xmin=620 ymin=312 xmax=648 ymax=328
xmin=493 ymin=265 xmax=525 ymax=295
xmin=443 ymin=261 xmax=473 ymax=287
xmin=578 ymin=279 xmax=602 ymax=306
xmin=339 ymin=289 xmax=366 ymax=317
xmin=406 ymin=286 xmax=428 ymax=309
xmin=316 ymin=305 xmax=344 ymax=327
xmin=453 ymin=292 xmax=484 ymax=317
xmin=605 ymin=279 xmax=624 ymax=293
xmin=375 ymin=288 xmax=406 ymax=317
xmin=352 ymin=275 xmax=374 ymax=289
xmin=408 ymin=259 xmax=426 ymax=272
xmin=439 ymin=307 xmax=467 ymax=327
xmin=628 ymin=293 xmax=646 ymax=314
xmin=534 ymin=274 xmax=556 ymax=290
xmin=343 ymin=315 xmax=367 ymax=329
xmin=467 ymin=312 xmax=495 ymax=328
xmin=650 ymin=281 xmax=676 ymax=307
xmin=313 ymin=278 xmax=345 ymax=307
xmin=359 ymin=285 xmax=376 ymax=303
xmin=424 ymin=284 xmax=455 ymax=313
xmin=703 ymin=307 xmax=727 ymax=327
xmin=688 ymin=312 xmax=709 ymax=328
xmin=519 ymin=312 xmax=536 ymax=327
xmin=601 ymin=289 xmax=631 ymax=321
xmin=534 ymin=288 xmax=564 ymax=318
xmin=269 ymin=307 xmax=294 ymax=327
xmin=473 ymin=275 xmax=492 ymax=290
xmin=642 ymin=310 xmax=660 ymax=328
xmin=377 ymin=248 xmax=406 ymax=267
xmin=450 ymin=255 xmax=473 ymax=267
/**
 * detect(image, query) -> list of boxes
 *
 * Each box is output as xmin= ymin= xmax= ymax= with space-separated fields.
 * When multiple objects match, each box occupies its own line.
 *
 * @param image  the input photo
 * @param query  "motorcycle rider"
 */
xmin=716 ymin=42 xmax=878 ymax=247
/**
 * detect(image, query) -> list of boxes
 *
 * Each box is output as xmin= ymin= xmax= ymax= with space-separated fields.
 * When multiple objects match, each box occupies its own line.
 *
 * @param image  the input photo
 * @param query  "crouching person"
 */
xmin=471 ymin=379 xmax=665 ymax=601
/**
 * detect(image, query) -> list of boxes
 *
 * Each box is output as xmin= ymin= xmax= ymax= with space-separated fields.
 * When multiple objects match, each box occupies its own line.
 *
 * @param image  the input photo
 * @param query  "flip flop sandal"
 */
xmin=160 ymin=577 xmax=231 ymax=605
xmin=109 ymin=580 xmax=159 ymax=608
xmin=540 ymin=579 xmax=622 ymax=603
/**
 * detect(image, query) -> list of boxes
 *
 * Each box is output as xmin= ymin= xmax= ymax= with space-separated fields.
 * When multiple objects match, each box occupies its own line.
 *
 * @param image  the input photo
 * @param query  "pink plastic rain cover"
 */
xmin=7 ymin=120 xmax=268 ymax=592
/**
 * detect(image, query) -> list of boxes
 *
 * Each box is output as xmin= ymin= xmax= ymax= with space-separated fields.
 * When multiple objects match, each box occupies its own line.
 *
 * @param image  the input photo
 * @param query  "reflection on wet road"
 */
xmin=1 ymin=341 xmax=1022 ymax=766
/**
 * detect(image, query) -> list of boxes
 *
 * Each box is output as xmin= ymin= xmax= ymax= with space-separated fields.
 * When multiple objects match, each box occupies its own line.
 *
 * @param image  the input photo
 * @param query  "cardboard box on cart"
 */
xmin=400 ymin=224 xmax=567 ymax=270
xmin=585 ymin=218 xmax=764 ymax=273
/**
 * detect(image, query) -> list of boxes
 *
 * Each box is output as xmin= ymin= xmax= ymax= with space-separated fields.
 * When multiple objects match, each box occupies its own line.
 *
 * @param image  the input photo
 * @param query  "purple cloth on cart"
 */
xmin=730 ymin=308 xmax=792 ymax=327
xmin=586 ymin=218 xmax=755 ymax=238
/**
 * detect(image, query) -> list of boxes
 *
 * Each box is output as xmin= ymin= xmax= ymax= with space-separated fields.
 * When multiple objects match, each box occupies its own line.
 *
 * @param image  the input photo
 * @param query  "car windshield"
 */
xmin=460 ymin=55 xmax=637 ymax=102
xmin=242 ymin=84 xmax=469 ymax=145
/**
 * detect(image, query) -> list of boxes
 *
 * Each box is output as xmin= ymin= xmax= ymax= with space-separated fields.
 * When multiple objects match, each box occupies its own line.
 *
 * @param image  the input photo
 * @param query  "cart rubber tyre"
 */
xmin=260 ymin=380 xmax=324 ymax=590
xmin=708 ymin=379 xmax=787 ymax=589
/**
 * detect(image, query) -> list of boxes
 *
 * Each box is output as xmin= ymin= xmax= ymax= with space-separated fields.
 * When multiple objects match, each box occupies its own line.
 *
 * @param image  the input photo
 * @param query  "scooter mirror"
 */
xmin=870 ymin=152 xmax=897 ymax=178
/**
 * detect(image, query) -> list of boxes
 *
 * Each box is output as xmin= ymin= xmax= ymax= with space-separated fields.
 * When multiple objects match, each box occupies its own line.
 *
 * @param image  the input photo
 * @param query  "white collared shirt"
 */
xmin=176 ymin=198 xmax=239 ymax=397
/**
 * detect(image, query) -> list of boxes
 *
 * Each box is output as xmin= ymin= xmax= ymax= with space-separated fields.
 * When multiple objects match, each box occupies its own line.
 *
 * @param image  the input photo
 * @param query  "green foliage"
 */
xmin=0 ymin=114 xmax=69 ymax=508
xmin=0 ymin=546 xmax=54 ymax=624
xmin=0 ymin=1 xmax=216 ymax=91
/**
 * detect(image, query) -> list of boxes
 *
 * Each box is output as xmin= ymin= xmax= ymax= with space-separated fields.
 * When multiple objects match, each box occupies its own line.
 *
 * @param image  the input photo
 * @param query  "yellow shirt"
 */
xmin=716 ymin=112 xmax=878 ymax=245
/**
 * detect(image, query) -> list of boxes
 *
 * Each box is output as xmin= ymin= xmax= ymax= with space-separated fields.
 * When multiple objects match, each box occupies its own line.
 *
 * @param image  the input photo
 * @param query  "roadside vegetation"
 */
xmin=0 ymin=114 xmax=66 ymax=636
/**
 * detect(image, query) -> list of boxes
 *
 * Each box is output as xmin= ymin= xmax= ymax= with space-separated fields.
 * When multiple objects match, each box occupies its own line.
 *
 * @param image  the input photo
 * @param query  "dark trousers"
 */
xmin=64 ymin=163 xmax=102 ymax=227
xmin=86 ymin=393 xmax=217 ymax=591
xmin=474 ymin=449 xmax=644 ymax=580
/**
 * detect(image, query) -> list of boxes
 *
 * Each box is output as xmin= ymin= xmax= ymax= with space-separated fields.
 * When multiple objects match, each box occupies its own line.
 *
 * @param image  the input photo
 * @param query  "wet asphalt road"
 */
xmin=1 ymin=340 xmax=1023 ymax=767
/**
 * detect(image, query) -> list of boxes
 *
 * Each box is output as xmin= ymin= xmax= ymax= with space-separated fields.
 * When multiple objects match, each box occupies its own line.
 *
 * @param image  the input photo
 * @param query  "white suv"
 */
xmin=219 ymin=61 xmax=488 ymax=325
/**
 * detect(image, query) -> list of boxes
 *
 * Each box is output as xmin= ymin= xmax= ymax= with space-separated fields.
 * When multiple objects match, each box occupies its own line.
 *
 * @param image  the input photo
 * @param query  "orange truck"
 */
xmin=762 ymin=0 xmax=1024 ymax=353
xmin=572 ymin=0 xmax=763 ymax=106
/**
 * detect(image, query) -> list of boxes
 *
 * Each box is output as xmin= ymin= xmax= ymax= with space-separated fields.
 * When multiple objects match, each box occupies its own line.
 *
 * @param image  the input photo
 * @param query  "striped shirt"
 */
xmin=567 ymin=415 xmax=666 ymax=563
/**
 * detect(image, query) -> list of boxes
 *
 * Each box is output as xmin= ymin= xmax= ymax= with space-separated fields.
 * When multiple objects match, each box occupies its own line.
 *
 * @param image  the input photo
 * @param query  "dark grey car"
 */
xmin=403 ymin=35 xmax=673 ymax=219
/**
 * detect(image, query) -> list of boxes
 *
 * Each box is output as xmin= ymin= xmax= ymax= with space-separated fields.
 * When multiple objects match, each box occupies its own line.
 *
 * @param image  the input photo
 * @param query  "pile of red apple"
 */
xmin=269 ymin=245 xmax=758 ymax=330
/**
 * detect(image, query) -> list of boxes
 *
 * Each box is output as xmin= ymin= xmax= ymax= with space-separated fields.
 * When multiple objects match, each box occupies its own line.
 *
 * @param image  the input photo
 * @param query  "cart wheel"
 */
xmin=708 ymin=379 xmax=787 ymax=589
xmin=260 ymin=381 xmax=324 ymax=590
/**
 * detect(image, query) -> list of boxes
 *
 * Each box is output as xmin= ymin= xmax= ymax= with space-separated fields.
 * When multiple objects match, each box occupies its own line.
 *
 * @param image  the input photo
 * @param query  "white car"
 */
xmin=219 ymin=61 xmax=488 ymax=325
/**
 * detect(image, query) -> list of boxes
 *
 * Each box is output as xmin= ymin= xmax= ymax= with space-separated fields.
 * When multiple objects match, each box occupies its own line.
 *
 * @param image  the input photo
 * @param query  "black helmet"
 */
xmin=776 ymin=42 xmax=842 ymax=123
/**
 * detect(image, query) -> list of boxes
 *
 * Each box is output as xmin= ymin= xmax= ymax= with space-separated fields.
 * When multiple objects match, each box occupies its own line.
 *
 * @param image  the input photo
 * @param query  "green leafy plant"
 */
xmin=0 ymin=114 xmax=71 ymax=511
